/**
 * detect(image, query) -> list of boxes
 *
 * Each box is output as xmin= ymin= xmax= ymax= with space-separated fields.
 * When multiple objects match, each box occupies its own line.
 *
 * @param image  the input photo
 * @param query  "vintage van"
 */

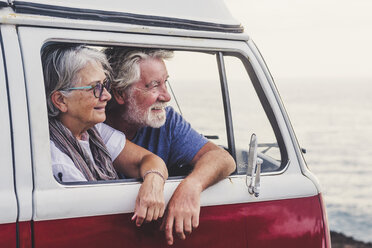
xmin=0 ymin=0 xmax=331 ymax=247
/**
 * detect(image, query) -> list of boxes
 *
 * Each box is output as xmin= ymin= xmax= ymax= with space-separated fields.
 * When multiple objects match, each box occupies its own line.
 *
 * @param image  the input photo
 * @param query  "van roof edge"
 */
xmin=12 ymin=0 xmax=244 ymax=33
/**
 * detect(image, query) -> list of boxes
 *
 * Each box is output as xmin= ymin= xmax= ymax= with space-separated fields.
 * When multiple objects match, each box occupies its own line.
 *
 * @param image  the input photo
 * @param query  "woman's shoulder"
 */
xmin=95 ymin=123 xmax=126 ymax=161
xmin=95 ymin=122 xmax=112 ymax=134
xmin=95 ymin=123 xmax=126 ymax=143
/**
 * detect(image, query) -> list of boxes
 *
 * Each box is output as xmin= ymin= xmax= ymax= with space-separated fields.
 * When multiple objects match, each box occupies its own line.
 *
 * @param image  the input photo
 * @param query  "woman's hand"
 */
xmin=113 ymin=142 xmax=168 ymax=226
xmin=132 ymin=172 xmax=165 ymax=226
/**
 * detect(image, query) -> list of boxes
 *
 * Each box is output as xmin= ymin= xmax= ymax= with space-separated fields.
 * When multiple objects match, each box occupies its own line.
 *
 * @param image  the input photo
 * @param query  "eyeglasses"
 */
xmin=67 ymin=78 xmax=111 ymax=99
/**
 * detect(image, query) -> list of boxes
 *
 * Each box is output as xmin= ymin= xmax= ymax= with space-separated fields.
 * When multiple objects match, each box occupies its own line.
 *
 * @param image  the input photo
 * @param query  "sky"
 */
xmin=224 ymin=0 xmax=372 ymax=80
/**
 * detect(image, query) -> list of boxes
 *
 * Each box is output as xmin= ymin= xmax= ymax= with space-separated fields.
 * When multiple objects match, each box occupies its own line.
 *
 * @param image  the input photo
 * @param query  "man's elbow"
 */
xmin=224 ymin=152 xmax=236 ymax=175
xmin=216 ymin=148 xmax=236 ymax=176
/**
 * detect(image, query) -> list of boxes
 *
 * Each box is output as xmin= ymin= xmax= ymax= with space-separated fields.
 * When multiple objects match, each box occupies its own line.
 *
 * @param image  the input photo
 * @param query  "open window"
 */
xmin=40 ymin=42 xmax=287 ymax=185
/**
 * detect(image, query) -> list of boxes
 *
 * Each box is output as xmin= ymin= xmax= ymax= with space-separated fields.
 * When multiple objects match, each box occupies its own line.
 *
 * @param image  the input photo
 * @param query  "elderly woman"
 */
xmin=42 ymin=44 xmax=168 ymax=226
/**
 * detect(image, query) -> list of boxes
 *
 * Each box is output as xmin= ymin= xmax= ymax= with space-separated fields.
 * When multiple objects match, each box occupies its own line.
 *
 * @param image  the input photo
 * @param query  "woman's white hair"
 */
xmin=42 ymin=44 xmax=111 ymax=117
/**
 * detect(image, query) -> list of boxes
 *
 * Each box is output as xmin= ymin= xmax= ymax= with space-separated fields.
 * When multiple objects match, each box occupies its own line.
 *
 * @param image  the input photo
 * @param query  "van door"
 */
xmin=165 ymin=49 xmax=329 ymax=247
xmin=18 ymin=25 xmax=326 ymax=247
xmin=0 ymin=29 xmax=18 ymax=248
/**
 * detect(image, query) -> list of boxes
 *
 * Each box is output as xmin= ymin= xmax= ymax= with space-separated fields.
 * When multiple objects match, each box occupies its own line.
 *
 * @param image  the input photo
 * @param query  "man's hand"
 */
xmin=161 ymin=178 xmax=202 ymax=245
xmin=160 ymin=143 xmax=235 ymax=245
xmin=132 ymin=173 xmax=165 ymax=226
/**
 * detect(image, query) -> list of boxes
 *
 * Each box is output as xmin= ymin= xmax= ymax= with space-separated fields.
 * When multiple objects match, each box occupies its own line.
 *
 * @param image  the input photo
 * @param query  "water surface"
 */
xmin=277 ymin=78 xmax=372 ymax=242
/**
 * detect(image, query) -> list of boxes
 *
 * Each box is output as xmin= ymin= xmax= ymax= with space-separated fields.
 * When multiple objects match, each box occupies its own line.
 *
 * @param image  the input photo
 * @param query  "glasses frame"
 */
xmin=67 ymin=78 xmax=111 ymax=99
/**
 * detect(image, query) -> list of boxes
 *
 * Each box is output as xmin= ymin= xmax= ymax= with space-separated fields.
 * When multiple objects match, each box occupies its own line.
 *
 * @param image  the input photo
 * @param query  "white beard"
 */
xmin=124 ymin=96 xmax=167 ymax=128
xmin=146 ymin=102 xmax=167 ymax=128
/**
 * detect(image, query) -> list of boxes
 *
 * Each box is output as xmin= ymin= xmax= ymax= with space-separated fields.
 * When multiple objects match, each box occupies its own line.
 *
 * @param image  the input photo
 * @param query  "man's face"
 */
xmin=123 ymin=57 xmax=171 ymax=128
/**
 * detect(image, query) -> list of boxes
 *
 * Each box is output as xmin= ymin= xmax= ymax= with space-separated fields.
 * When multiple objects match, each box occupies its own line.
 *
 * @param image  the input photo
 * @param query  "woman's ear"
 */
xmin=113 ymin=89 xmax=126 ymax=105
xmin=51 ymin=91 xmax=68 ymax=113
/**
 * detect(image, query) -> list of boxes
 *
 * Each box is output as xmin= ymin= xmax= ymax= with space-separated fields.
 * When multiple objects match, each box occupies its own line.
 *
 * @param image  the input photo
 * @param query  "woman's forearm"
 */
xmin=139 ymin=154 xmax=168 ymax=181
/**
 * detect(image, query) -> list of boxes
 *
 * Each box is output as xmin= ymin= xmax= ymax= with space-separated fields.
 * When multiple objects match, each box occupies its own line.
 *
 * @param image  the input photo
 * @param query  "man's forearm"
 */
xmin=188 ymin=143 xmax=236 ymax=191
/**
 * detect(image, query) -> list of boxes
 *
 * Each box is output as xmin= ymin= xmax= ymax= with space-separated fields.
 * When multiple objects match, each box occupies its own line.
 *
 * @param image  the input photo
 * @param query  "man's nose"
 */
xmin=158 ymin=84 xmax=171 ymax=102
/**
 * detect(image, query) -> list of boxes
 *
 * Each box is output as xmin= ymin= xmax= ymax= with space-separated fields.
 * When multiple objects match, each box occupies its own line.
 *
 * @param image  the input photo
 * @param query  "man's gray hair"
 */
xmin=42 ymin=44 xmax=111 ymax=117
xmin=104 ymin=48 xmax=173 ymax=92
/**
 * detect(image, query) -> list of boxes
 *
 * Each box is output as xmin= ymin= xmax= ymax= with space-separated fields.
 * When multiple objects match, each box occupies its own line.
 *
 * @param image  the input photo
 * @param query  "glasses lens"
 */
xmin=93 ymin=83 xmax=103 ymax=98
xmin=92 ymin=79 xmax=111 ymax=98
xmin=104 ymin=78 xmax=111 ymax=92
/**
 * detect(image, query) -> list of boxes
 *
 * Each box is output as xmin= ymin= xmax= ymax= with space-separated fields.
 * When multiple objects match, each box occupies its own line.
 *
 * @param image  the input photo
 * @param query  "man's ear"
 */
xmin=113 ymin=89 xmax=126 ymax=105
xmin=51 ymin=91 xmax=68 ymax=113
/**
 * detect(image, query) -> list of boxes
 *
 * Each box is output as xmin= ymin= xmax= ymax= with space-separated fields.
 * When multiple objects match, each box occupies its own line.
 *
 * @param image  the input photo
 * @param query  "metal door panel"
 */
xmin=0 ymin=224 xmax=16 ymax=248
xmin=17 ymin=26 xmax=321 ymax=246
xmin=0 ymin=25 xmax=18 ymax=248
xmin=32 ymin=195 xmax=326 ymax=248
xmin=1 ymin=24 xmax=33 ymax=224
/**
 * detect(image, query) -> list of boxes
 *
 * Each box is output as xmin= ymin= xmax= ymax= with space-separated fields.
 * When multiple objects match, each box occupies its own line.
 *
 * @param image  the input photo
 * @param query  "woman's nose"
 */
xmin=99 ymin=87 xmax=112 ymax=101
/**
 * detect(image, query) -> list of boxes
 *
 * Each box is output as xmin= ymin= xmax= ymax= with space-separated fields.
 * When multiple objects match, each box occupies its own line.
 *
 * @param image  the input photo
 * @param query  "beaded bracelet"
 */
xmin=143 ymin=170 xmax=166 ymax=183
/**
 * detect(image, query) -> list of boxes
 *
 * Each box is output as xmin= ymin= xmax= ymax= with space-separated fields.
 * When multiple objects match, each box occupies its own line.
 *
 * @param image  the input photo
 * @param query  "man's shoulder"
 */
xmin=165 ymin=106 xmax=178 ymax=118
xmin=165 ymin=106 xmax=185 ymax=125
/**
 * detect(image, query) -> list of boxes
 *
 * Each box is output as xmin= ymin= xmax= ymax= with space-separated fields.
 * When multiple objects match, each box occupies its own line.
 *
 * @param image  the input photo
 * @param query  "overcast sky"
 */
xmin=225 ymin=0 xmax=372 ymax=80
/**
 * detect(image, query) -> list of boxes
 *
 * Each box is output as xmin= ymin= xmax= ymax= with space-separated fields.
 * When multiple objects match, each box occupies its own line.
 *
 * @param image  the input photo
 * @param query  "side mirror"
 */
xmin=246 ymin=133 xmax=262 ymax=197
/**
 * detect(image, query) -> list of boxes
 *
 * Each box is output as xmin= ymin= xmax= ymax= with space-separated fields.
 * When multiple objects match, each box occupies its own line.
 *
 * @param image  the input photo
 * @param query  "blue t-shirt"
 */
xmin=132 ymin=107 xmax=208 ymax=170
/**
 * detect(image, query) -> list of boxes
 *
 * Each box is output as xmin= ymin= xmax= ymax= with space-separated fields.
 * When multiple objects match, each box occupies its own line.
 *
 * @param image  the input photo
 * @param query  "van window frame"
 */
xmin=39 ymin=41 xmax=289 ymax=185
xmin=19 ymin=29 xmax=290 ymax=192
xmin=223 ymin=51 xmax=289 ymax=168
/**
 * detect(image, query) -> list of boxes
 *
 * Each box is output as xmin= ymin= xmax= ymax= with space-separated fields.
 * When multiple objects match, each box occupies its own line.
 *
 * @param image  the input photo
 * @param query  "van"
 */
xmin=0 ymin=0 xmax=331 ymax=247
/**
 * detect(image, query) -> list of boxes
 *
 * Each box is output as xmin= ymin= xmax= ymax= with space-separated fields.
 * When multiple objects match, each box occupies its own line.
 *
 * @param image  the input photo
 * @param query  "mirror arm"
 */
xmin=246 ymin=133 xmax=262 ymax=197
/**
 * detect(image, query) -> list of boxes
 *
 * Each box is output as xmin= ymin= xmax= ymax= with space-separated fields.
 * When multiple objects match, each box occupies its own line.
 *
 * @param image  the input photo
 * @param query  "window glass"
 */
xmin=166 ymin=51 xmax=228 ymax=148
xmin=224 ymin=55 xmax=282 ymax=173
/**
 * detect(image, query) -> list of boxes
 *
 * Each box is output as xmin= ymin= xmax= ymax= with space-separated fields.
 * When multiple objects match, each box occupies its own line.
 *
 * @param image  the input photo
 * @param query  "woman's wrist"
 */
xmin=143 ymin=170 xmax=166 ymax=184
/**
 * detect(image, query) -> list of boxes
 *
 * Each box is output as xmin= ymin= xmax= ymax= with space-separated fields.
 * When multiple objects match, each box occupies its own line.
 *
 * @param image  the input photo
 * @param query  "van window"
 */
xmin=42 ymin=44 xmax=284 ymax=182
xmin=166 ymin=51 xmax=228 ymax=148
xmin=224 ymin=55 xmax=282 ymax=173
xmin=42 ymin=45 xmax=229 ymax=181
xmin=165 ymin=51 xmax=229 ymax=176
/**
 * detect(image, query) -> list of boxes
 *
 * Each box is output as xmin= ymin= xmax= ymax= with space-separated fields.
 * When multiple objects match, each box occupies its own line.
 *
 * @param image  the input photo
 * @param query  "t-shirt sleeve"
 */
xmin=96 ymin=123 xmax=126 ymax=161
xmin=167 ymin=108 xmax=208 ymax=165
xmin=50 ymin=141 xmax=87 ymax=182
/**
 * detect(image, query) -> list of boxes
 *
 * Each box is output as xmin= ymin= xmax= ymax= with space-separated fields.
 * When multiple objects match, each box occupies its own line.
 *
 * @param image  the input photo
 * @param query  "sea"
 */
xmin=276 ymin=78 xmax=372 ymax=243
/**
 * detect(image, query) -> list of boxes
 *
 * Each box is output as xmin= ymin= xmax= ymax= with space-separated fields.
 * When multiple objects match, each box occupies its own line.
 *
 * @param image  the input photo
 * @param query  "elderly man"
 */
xmin=104 ymin=48 xmax=236 ymax=245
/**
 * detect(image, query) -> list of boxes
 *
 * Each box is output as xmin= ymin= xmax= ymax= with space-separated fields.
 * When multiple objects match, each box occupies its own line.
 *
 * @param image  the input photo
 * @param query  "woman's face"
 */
xmin=63 ymin=62 xmax=111 ymax=131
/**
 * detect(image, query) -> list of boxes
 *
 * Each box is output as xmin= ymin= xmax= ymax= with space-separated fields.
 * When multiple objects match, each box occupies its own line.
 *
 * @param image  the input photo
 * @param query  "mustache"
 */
xmin=150 ymin=102 xmax=167 ymax=109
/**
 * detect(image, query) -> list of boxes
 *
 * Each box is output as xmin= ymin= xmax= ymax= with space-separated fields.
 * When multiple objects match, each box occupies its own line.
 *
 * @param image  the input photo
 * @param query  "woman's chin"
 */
xmin=93 ymin=114 xmax=106 ymax=125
